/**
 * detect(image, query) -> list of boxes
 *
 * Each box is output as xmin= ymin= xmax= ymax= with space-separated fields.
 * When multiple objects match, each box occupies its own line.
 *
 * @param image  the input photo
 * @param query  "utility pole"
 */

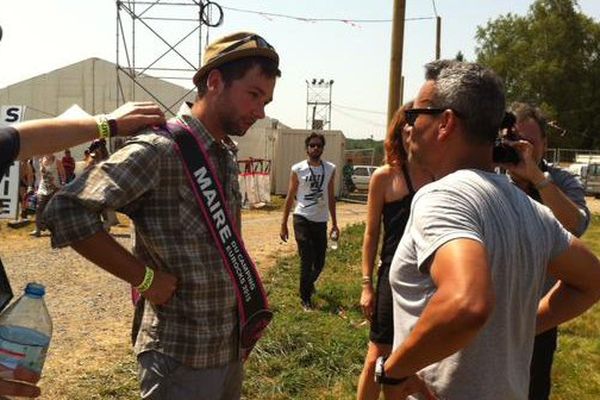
xmin=436 ymin=16 xmax=442 ymax=60
xmin=387 ymin=0 xmax=406 ymax=128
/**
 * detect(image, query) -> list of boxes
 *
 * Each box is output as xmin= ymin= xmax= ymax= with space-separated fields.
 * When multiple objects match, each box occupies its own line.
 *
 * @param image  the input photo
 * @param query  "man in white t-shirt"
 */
xmin=280 ymin=132 xmax=339 ymax=310
xmin=378 ymin=60 xmax=600 ymax=400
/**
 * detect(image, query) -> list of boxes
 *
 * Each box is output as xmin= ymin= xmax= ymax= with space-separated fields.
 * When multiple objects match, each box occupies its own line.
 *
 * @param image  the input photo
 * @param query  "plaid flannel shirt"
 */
xmin=45 ymin=109 xmax=242 ymax=368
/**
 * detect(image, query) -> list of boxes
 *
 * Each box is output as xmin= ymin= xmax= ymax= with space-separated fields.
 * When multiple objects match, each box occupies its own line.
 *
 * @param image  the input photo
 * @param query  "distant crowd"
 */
xmin=16 ymin=138 xmax=118 ymax=236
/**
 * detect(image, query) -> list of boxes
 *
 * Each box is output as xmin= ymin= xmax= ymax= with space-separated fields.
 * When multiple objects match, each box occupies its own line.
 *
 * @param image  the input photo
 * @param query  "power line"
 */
xmin=431 ymin=0 xmax=439 ymax=17
xmin=331 ymin=106 xmax=386 ymax=128
xmin=332 ymin=103 xmax=386 ymax=115
xmin=220 ymin=5 xmax=436 ymax=25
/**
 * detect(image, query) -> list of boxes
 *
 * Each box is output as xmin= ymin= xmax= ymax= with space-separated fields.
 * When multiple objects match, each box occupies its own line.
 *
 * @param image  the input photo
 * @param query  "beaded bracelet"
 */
xmin=136 ymin=266 xmax=155 ymax=293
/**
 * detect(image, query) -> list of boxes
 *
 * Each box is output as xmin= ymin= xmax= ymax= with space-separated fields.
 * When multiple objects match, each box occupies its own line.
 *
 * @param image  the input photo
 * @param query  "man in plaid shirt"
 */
xmin=45 ymin=32 xmax=281 ymax=400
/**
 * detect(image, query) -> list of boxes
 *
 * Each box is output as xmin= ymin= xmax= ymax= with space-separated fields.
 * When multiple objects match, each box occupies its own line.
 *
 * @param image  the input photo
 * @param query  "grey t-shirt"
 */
xmin=541 ymin=164 xmax=590 ymax=295
xmin=546 ymin=164 xmax=590 ymax=236
xmin=390 ymin=169 xmax=572 ymax=400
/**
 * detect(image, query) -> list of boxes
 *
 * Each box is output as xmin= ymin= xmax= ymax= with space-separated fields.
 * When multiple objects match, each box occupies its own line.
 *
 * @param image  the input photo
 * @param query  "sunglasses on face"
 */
xmin=405 ymin=107 xmax=465 ymax=127
xmin=404 ymin=108 xmax=446 ymax=127
xmin=308 ymin=143 xmax=323 ymax=149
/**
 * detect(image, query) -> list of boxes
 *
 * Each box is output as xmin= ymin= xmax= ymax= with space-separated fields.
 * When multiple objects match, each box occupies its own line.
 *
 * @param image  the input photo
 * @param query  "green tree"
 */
xmin=475 ymin=0 xmax=600 ymax=149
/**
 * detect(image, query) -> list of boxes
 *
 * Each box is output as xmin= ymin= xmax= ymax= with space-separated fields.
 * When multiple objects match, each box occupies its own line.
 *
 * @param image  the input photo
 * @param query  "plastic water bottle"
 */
xmin=329 ymin=231 xmax=339 ymax=250
xmin=0 ymin=283 xmax=52 ymax=383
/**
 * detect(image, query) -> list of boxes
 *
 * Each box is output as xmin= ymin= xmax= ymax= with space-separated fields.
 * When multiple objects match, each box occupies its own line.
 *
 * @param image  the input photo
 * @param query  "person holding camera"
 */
xmin=379 ymin=60 xmax=600 ymax=400
xmin=501 ymin=102 xmax=590 ymax=400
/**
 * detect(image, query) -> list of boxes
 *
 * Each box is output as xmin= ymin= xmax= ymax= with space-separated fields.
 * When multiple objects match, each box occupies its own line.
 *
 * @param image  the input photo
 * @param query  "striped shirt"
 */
xmin=45 ymin=109 xmax=242 ymax=368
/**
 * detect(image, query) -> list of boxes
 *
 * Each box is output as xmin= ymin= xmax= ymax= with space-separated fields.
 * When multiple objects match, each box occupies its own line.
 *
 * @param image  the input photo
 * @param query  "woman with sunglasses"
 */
xmin=356 ymin=103 xmax=433 ymax=400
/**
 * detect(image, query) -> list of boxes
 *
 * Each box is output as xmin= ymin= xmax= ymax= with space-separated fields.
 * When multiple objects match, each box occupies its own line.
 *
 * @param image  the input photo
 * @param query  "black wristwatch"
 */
xmin=374 ymin=356 xmax=409 ymax=385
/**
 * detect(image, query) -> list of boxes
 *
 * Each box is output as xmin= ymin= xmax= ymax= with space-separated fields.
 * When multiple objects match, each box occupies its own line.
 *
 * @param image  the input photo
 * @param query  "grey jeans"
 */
xmin=137 ymin=351 xmax=243 ymax=400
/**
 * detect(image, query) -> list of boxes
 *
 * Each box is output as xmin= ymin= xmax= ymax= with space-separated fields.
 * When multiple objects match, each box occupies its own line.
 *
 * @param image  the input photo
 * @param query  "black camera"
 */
xmin=492 ymin=112 xmax=520 ymax=164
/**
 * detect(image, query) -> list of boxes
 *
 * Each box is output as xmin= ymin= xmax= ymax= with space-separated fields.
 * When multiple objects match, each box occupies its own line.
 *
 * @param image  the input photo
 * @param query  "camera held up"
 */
xmin=492 ymin=111 xmax=520 ymax=164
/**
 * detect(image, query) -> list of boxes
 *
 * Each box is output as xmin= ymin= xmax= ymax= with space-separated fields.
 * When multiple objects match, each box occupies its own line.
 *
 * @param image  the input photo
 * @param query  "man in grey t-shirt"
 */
xmin=378 ymin=61 xmax=600 ymax=400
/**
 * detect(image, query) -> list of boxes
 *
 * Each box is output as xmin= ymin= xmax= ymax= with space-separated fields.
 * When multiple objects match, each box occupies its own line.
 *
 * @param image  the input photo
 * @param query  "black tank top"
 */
xmin=380 ymin=164 xmax=415 ymax=266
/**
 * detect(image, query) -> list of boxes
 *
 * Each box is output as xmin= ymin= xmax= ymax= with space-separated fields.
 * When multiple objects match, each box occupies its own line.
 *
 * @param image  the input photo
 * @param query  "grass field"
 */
xmin=58 ymin=217 xmax=600 ymax=399
xmin=243 ymin=223 xmax=368 ymax=399
xmin=551 ymin=214 xmax=600 ymax=399
xmin=243 ymin=218 xmax=600 ymax=399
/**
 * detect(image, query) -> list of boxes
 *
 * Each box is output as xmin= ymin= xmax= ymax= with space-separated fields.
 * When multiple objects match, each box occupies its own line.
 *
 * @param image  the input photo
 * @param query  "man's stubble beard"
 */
xmin=218 ymin=108 xmax=247 ymax=137
xmin=215 ymin=92 xmax=249 ymax=137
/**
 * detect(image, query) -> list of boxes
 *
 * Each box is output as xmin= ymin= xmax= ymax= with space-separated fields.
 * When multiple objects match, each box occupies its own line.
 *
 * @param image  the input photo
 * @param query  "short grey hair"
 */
xmin=510 ymin=102 xmax=547 ymax=138
xmin=424 ymin=60 xmax=506 ymax=144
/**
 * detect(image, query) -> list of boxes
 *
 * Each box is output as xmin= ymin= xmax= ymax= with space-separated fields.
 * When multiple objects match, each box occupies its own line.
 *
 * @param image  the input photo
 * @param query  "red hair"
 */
xmin=384 ymin=101 xmax=413 ymax=166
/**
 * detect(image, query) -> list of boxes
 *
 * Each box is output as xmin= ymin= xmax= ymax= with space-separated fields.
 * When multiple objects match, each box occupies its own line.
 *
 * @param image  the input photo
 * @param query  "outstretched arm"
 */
xmin=16 ymin=102 xmax=165 ymax=160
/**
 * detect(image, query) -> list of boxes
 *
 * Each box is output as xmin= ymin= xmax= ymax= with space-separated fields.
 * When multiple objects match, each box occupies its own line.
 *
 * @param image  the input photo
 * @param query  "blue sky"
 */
xmin=0 ymin=1 xmax=599 ymax=139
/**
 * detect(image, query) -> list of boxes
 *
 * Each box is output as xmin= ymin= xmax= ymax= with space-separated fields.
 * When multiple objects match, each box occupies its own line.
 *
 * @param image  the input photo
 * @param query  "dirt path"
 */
xmin=586 ymin=196 xmax=600 ymax=214
xmin=242 ymin=201 xmax=367 ymax=272
xmin=0 ymin=201 xmax=366 ymax=399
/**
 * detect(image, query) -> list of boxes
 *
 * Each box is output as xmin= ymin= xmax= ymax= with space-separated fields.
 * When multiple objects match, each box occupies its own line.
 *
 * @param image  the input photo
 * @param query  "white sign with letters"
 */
xmin=0 ymin=106 xmax=25 ymax=220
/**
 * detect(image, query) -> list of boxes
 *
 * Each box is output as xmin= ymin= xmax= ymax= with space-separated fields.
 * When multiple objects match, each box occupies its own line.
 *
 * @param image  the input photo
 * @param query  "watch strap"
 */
xmin=374 ymin=356 xmax=409 ymax=385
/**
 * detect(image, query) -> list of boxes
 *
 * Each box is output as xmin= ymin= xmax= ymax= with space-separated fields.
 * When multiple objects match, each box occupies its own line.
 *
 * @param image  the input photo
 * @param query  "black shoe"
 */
xmin=301 ymin=300 xmax=313 ymax=312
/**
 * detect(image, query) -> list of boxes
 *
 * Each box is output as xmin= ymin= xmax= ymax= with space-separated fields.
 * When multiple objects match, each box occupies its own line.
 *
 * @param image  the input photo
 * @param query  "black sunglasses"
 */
xmin=308 ymin=143 xmax=323 ymax=148
xmin=405 ymin=108 xmax=465 ymax=127
xmin=405 ymin=108 xmax=446 ymax=127
xmin=220 ymin=34 xmax=275 ymax=57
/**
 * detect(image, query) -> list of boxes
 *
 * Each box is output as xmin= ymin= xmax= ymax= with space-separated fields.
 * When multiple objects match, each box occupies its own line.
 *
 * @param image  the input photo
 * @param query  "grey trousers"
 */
xmin=137 ymin=351 xmax=243 ymax=400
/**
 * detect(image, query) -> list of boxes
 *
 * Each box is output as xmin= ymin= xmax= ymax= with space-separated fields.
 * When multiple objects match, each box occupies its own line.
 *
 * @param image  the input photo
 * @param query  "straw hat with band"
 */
xmin=193 ymin=32 xmax=279 ymax=88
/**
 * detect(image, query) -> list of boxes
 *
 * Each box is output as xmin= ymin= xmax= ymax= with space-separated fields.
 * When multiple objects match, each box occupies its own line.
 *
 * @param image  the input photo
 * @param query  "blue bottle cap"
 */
xmin=25 ymin=283 xmax=45 ymax=297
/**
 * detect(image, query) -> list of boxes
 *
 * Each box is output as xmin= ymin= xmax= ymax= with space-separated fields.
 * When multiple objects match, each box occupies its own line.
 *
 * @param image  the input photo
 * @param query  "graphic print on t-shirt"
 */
xmin=302 ymin=164 xmax=324 ymax=208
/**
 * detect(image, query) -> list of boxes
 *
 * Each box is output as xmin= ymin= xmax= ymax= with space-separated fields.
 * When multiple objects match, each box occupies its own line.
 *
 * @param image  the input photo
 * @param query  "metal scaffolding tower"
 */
xmin=115 ymin=0 xmax=223 ymax=116
xmin=305 ymin=78 xmax=334 ymax=130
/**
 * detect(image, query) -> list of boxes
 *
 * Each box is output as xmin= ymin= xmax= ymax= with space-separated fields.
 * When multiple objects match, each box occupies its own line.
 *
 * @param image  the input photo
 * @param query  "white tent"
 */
xmin=57 ymin=104 xmax=92 ymax=167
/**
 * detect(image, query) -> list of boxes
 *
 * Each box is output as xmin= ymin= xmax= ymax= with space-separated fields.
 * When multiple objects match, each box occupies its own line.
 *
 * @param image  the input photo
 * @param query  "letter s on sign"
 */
xmin=4 ymin=107 xmax=21 ymax=123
